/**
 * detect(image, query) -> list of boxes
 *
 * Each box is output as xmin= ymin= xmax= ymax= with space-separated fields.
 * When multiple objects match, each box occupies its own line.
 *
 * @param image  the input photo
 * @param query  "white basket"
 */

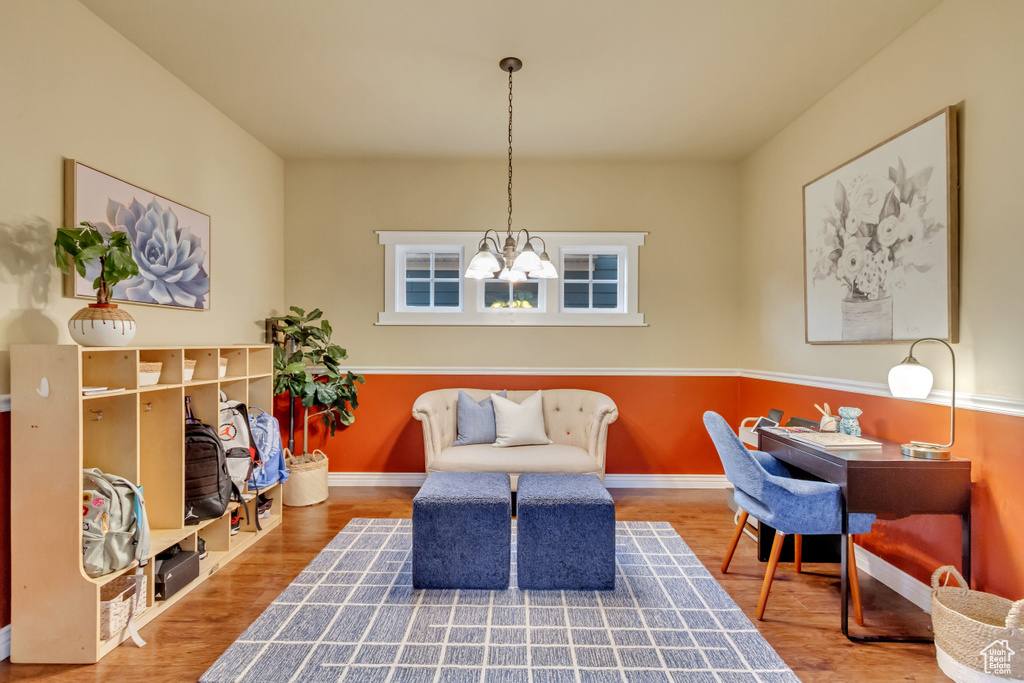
xmin=183 ymin=358 xmax=197 ymax=382
xmin=100 ymin=574 xmax=147 ymax=640
xmin=138 ymin=361 xmax=163 ymax=387
xmin=218 ymin=357 xmax=228 ymax=378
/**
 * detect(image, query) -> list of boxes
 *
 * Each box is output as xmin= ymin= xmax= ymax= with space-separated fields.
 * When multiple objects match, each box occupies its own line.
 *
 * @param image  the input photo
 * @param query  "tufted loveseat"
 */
xmin=412 ymin=389 xmax=619 ymax=491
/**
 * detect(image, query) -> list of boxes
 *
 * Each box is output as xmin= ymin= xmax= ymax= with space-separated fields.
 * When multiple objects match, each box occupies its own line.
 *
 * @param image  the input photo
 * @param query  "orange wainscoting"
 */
xmin=738 ymin=376 xmax=1024 ymax=602
xmin=273 ymin=374 xmax=739 ymax=477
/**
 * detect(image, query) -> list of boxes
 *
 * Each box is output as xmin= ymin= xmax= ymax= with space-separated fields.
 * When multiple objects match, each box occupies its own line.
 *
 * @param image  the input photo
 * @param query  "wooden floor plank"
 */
xmin=0 ymin=487 xmax=945 ymax=682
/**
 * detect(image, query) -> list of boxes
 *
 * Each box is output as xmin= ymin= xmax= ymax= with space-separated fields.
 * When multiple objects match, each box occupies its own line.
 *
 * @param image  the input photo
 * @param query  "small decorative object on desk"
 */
xmin=815 ymin=403 xmax=839 ymax=432
xmin=138 ymin=361 xmax=162 ymax=387
xmin=838 ymin=406 xmax=863 ymax=437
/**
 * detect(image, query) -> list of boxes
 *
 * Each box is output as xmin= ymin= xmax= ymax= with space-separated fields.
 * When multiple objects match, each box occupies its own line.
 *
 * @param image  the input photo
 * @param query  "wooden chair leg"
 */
xmin=794 ymin=534 xmax=802 ymax=573
xmin=721 ymin=510 xmax=749 ymax=574
xmin=849 ymin=535 xmax=864 ymax=626
xmin=756 ymin=531 xmax=785 ymax=621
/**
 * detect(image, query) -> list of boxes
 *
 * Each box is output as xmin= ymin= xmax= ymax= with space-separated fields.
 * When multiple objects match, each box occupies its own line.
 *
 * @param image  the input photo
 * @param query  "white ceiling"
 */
xmin=79 ymin=0 xmax=942 ymax=160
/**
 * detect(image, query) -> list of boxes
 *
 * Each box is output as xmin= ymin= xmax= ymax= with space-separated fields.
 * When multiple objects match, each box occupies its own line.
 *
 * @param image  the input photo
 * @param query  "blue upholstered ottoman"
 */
xmin=516 ymin=473 xmax=615 ymax=590
xmin=412 ymin=472 xmax=511 ymax=589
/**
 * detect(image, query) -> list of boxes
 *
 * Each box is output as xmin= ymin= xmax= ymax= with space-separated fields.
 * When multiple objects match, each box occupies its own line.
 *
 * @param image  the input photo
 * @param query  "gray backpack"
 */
xmin=82 ymin=468 xmax=150 ymax=578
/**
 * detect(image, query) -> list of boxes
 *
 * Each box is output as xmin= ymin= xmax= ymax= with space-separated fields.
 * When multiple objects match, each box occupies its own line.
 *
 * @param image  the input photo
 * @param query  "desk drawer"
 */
xmin=759 ymin=439 xmax=845 ymax=483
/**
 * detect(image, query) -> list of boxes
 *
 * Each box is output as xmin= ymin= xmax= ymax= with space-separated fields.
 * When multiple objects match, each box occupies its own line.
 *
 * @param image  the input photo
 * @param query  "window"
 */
xmin=482 ymin=279 xmax=545 ymax=312
xmin=377 ymin=231 xmax=644 ymax=326
xmin=396 ymin=246 xmax=463 ymax=312
xmin=561 ymin=249 xmax=624 ymax=313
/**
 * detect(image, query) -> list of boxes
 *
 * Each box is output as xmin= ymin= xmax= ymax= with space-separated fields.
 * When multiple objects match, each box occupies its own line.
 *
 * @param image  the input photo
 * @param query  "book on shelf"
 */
xmin=788 ymin=431 xmax=883 ymax=449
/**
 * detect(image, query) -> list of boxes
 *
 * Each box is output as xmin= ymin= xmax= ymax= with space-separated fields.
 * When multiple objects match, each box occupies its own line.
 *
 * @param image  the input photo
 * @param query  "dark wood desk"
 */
xmin=757 ymin=428 xmax=972 ymax=643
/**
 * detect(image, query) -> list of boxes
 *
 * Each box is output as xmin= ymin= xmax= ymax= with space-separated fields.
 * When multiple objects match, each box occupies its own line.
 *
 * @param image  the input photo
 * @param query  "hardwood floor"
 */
xmin=0 ymin=488 xmax=946 ymax=682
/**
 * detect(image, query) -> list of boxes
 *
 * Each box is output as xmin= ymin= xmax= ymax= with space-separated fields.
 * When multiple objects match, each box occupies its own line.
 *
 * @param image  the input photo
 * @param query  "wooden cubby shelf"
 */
xmin=10 ymin=344 xmax=282 ymax=664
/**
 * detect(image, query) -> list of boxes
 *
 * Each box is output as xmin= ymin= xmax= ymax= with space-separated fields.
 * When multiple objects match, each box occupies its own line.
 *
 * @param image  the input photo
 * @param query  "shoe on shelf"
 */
xmin=197 ymin=536 xmax=208 ymax=560
xmin=230 ymin=511 xmax=241 ymax=535
xmin=257 ymin=493 xmax=274 ymax=520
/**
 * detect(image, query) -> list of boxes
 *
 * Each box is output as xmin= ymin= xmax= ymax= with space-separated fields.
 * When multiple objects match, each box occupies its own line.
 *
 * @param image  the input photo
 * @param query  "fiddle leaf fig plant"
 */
xmin=270 ymin=306 xmax=364 ymax=436
xmin=54 ymin=221 xmax=139 ymax=305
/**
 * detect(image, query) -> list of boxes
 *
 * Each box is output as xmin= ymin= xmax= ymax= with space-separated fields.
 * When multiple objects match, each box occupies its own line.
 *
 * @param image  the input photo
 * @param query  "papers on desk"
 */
xmin=788 ymin=432 xmax=883 ymax=450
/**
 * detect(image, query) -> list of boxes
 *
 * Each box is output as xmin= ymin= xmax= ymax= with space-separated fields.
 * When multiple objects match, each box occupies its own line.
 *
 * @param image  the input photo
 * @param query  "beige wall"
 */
xmin=738 ymin=0 xmax=1024 ymax=399
xmin=0 ymin=0 xmax=285 ymax=394
xmin=285 ymin=159 xmax=740 ymax=369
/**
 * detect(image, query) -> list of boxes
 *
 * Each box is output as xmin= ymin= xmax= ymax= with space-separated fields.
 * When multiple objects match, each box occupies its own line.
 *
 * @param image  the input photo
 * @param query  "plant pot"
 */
xmin=68 ymin=303 xmax=137 ymax=347
xmin=841 ymin=296 xmax=893 ymax=342
xmin=282 ymin=450 xmax=329 ymax=507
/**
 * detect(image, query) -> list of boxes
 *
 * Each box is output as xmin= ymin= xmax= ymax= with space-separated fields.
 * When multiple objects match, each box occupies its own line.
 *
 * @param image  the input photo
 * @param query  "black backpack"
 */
xmin=185 ymin=397 xmax=245 ymax=526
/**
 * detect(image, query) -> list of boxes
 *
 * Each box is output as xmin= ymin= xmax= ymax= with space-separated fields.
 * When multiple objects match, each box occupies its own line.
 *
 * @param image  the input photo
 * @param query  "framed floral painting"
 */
xmin=64 ymin=160 xmax=211 ymax=309
xmin=803 ymin=107 xmax=958 ymax=343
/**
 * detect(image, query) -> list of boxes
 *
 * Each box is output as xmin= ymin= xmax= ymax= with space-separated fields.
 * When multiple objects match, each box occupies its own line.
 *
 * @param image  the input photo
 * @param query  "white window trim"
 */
xmin=377 ymin=231 xmax=646 ymax=326
xmin=559 ymin=246 xmax=627 ymax=314
xmin=395 ymin=244 xmax=464 ymax=313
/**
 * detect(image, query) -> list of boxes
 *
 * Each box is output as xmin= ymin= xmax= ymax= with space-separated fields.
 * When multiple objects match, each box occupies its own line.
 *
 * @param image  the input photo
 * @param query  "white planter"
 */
xmin=68 ymin=304 xmax=137 ymax=347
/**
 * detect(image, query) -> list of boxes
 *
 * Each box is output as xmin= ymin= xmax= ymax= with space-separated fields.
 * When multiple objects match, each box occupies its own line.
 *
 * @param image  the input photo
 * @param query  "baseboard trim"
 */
xmin=0 ymin=624 xmax=10 ymax=661
xmin=327 ymin=472 xmax=730 ymax=489
xmin=853 ymin=544 xmax=932 ymax=613
xmin=603 ymin=474 xmax=731 ymax=489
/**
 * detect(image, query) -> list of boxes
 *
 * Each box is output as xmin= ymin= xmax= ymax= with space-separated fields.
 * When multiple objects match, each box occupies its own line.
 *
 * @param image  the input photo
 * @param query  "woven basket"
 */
xmin=100 ymin=574 xmax=147 ymax=640
xmin=138 ymin=361 xmax=163 ymax=387
xmin=183 ymin=358 xmax=197 ymax=382
xmin=282 ymin=449 xmax=329 ymax=507
xmin=932 ymin=566 xmax=1024 ymax=682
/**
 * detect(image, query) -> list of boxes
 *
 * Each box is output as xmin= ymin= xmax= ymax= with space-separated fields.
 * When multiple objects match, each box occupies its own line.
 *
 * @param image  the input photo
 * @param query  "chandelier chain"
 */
xmin=507 ymin=66 xmax=514 ymax=236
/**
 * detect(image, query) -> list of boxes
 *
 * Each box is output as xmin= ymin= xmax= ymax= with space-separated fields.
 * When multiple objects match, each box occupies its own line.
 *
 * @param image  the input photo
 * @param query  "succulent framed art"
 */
xmin=803 ymin=106 xmax=958 ymax=343
xmin=64 ymin=159 xmax=211 ymax=310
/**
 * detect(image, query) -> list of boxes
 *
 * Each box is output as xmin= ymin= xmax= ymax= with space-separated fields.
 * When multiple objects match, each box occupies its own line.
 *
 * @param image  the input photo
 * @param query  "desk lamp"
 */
xmin=887 ymin=337 xmax=955 ymax=459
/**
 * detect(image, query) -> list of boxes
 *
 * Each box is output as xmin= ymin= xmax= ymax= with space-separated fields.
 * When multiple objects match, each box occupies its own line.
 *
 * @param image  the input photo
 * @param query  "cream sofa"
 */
xmin=412 ymin=389 xmax=618 ymax=490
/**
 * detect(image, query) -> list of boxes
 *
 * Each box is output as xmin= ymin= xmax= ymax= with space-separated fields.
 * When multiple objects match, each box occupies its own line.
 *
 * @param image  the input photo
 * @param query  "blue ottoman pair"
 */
xmin=412 ymin=472 xmax=615 ymax=591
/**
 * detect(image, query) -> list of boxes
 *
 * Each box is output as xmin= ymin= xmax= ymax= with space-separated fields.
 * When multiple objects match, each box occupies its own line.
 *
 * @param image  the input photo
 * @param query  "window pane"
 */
xmin=484 ymin=281 xmax=511 ymax=308
xmin=593 ymin=254 xmax=618 ymax=281
xmin=563 ymin=254 xmax=590 ymax=280
xmin=593 ymin=282 xmax=618 ymax=309
xmin=405 ymin=281 xmax=430 ymax=307
xmin=511 ymin=282 xmax=539 ymax=309
xmin=434 ymin=252 xmax=460 ymax=279
xmin=564 ymin=282 xmax=590 ymax=308
xmin=433 ymin=281 xmax=460 ymax=307
xmin=405 ymin=253 xmax=431 ymax=279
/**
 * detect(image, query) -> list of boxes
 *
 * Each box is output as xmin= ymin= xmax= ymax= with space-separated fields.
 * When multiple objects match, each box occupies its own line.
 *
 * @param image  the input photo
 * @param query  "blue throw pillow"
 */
xmin=453 ymin=390 xmax=506 ymax=446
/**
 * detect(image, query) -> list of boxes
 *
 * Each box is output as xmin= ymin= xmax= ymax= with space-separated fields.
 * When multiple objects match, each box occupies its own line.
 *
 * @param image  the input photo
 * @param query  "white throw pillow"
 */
xmin=491 ymin=391 xmax=552 ymax=447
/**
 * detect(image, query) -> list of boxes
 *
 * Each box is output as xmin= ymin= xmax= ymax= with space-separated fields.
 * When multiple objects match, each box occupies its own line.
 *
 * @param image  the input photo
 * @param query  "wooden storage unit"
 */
xmin=9 ymin=344 xmax=282 ymax=664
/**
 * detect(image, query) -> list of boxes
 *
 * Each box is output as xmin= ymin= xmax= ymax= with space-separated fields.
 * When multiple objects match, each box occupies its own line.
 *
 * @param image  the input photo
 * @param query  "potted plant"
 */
xmin=269 ymin=306 xmax=365 ymax=506
xmin=55 ymin=221 xmax=140 ymax=346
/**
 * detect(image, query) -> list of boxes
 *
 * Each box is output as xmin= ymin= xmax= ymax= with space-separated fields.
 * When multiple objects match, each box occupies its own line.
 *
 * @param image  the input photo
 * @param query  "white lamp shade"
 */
xmin=888 ymin=362 xmax=934 ymax=399
xmin=465 ymin=266 xmax=494 ymax=280
xmin=497 ymin=267 xmax=526 ymax=283
xmin=512 ymin=249 xmax=541 ymax=273
xmin=466 ymin=249 xmax=500 ymax=274
xmin=529 ymin=259 xmax=559 ymax=279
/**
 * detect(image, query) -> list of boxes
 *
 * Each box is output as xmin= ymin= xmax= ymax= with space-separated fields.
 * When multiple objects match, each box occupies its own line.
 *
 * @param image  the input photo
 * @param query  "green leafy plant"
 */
xmin=270 ymin=306 xmax=365 ymax=436
xmin=54 ymin=221 xmax=139 ymax=305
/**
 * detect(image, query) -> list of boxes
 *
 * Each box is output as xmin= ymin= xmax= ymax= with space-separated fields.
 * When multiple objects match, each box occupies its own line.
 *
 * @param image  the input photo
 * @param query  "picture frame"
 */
xmin=64 ymin=159 xmax=211 ymax=310
xmin=803 ymin=106 xmax=958 ymax=344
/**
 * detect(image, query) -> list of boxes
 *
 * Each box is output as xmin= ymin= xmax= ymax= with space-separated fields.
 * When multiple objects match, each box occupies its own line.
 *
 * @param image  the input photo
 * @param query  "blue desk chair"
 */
xmin=703 ymin=411 xmax=874 ymax=623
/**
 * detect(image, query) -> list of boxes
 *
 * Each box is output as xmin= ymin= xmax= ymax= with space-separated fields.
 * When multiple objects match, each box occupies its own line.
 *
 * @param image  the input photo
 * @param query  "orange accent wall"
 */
xmin=738 ymin=376 xmax=1024 ymax=602
xmin=273 ymin=374 xmax=737 ymax=477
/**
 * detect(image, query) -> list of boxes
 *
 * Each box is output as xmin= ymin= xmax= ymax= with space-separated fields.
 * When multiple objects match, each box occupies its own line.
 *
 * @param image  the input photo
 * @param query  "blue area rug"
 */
xmin=202 ymin=519 xmax=797 ymax=683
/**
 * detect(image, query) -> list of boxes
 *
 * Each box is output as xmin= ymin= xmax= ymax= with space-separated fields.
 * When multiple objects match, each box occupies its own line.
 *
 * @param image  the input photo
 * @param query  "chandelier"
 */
xmin=465 ymin=57 xmax=558 ymax=282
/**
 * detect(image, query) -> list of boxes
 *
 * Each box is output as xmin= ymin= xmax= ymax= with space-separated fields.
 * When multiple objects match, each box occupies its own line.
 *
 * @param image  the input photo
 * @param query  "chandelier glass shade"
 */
xmin=464 ymin=58 xmax=559 ymax=282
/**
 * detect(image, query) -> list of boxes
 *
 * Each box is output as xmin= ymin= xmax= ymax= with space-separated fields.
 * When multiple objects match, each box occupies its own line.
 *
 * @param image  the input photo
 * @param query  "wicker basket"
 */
xmin=183 ymin=358 xmax=197 ymax=382
xmin=138 ymin=361 xmax=163 ymax=387
xmin=282 ymin=449 xmax=329 ymax=507
xmin=100 ymin=574 xmax=147 ymax=640
xmin=218 ymin=357 xmax=228 ymax=378
xmin=932 ymin=566 xmax=1024 ymax=682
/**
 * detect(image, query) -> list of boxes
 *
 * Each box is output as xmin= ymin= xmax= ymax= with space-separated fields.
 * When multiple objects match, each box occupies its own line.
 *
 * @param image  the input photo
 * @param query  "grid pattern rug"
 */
xmin=201 ymin=519 xmax=797 ymax=683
